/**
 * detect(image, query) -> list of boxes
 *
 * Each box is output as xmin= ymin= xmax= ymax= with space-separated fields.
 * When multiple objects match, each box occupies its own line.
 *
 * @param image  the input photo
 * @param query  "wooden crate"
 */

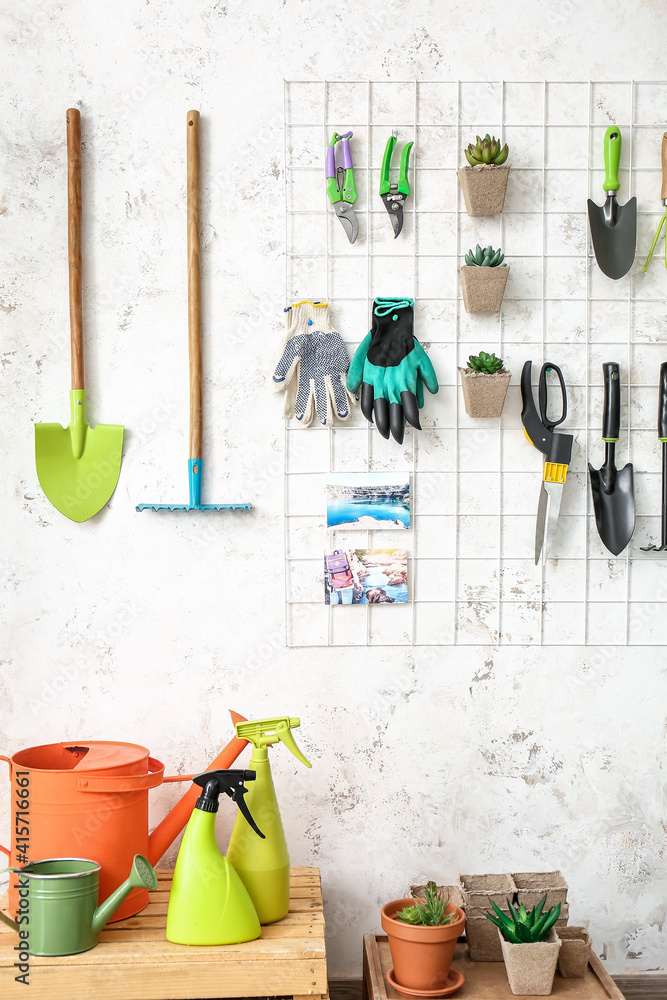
xmin=363 ymin=933 xmax=627 ymax=1000
xmin=0 ymin=866 xmax=328 ymax=1000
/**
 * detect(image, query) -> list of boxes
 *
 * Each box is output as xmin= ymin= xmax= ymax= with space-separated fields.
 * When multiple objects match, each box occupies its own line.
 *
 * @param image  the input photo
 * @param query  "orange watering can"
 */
xmin=0 ymin=710 xmax=248 ymax=922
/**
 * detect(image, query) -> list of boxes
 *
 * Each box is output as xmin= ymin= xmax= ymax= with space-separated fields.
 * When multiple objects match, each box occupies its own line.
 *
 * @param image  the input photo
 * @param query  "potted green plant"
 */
xmin=458 ymin=352 xmax=512 ymax=418
xmin=485 ymin=896 xmax=562 ymax=996
xmin=459 ymin=244 xmax=509 ymax=314
xmin=458 ymin=134 xmax=510 ymax=215
xmin=381 ymin=881 xmax=465 ymax=992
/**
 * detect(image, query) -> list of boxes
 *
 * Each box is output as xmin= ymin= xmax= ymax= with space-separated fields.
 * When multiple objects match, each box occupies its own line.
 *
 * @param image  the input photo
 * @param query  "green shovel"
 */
xmin=35 ymin=109 xmax=124 ymax=522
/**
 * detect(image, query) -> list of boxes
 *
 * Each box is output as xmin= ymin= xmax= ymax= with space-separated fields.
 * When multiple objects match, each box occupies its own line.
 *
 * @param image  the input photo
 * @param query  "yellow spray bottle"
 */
xmin=166 ymin=769 xmax=264 ymax=945
xmin=227 ymin=717 xmax=311 ymax=924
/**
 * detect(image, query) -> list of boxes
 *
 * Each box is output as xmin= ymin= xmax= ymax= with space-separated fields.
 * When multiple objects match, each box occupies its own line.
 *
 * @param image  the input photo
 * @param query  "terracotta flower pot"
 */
xmin=458 ymin=368 xmax=512 ymax=418
xmin=557 ymin=927 xmax=592 ymax=978
xmin=458 ymin=164 xmax=510 ymax=216
xmin=459 ymin=265 xmax=509 ymax=313
xmin=381 ymin=897 xmax=465 ymax=992
xmin=499 ymin=928 xmax=561 ymax=996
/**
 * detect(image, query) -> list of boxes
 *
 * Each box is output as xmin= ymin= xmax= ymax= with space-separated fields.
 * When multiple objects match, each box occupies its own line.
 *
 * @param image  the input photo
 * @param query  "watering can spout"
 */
xmin=91 ymin=855 xmax=158 ymax=936
xmin=0 ymin=865 xmax=19 ymax=932
xmin=0 ymin=910 xmax=19 ymax=934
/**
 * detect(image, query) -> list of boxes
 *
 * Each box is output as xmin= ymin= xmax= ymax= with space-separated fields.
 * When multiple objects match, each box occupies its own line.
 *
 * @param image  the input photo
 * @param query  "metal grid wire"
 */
xmin=282 ymin=80 xmax=667 ymax=647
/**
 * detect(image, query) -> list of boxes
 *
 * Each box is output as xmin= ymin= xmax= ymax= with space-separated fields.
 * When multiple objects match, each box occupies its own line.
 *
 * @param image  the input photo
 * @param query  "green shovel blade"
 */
xmin=35 ymin=390 xmax=124 ymax=523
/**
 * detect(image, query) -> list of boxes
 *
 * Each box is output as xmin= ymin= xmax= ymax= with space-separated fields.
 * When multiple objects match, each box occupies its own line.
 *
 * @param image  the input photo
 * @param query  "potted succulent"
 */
xmin=557 ymin=926 xmax=592 ymax=978
xmin=485 ymin=896 xmax=562 ymax=996
xmin=459 ymin=244 xmax=509 ymax=314
xmin=381 ymin=881 xmax=465 ymax=992
xmin=458 ymin=134 xmax=510 ymax=215
xmin=459 ymin=352 xmax=512 ymax=418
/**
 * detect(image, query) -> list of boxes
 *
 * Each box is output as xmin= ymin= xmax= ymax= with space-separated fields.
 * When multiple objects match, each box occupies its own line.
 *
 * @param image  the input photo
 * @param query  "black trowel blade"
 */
xmin=588 ymin=461 xmax=636 ymax=555
xmin=587 ymin=196 xmax=637 ymax=280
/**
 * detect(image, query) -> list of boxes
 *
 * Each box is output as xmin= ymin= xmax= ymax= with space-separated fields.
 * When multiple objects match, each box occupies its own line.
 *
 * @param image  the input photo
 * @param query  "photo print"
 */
xmin=324 ymin=548 xmax=408 ymax=605
xmin=326 ymin=473 xmax=411 ymax=530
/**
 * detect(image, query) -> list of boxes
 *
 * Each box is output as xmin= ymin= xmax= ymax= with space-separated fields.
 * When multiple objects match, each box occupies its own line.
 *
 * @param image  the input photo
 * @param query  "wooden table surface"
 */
xmin=363 ymin=934 xmax=627 ymax=1000
xmin=0 ymin=866 xmax=328 ymax=1000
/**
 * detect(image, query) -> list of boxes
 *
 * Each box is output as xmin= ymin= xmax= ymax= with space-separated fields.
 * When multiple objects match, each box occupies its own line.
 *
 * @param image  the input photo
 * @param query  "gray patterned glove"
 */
xmin=272 ymin=301 xmax=357 ymax=425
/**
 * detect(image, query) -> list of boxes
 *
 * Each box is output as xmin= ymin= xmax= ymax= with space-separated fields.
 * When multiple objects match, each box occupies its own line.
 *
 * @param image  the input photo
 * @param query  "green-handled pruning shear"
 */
xmin=326 ymin=131 xmax=358 ymax=243
xmin=379 ymin=133 xmax=413 ymax=238
xmin=521 ymin=360 xmax=574 ymax=564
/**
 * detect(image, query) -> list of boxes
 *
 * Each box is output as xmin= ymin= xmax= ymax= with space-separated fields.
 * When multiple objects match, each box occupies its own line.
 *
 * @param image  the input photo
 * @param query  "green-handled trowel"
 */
xmin=35 ymin=109 xmax=123 ymax=522
xmin=587 ymin=126 xmax=637 ymax=280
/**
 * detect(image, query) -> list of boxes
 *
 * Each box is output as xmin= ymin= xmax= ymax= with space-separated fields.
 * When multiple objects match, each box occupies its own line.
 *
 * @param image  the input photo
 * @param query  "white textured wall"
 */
xmin=1 ymin=0 xmax=667 ymax=980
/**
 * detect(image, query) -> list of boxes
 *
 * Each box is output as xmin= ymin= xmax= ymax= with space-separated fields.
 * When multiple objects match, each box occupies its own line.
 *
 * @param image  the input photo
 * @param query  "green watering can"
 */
xmin=0 ymin=854 xmax=157 ymax=956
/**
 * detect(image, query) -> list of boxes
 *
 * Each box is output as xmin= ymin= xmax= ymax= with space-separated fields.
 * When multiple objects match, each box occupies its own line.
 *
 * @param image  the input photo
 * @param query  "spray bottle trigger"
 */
xmin=231 ymin=785 xmax=265 ymax=839
xmin=276 ymin=720 xmax=312 ymax=768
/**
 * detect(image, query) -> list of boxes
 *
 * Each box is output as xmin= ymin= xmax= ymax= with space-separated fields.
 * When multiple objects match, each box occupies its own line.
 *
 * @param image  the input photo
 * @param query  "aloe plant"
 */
xmin=485 ymin=895 xmax=561 ymax=944
xmin=465 ymin=134 xmax=509 ymax=166
xmin=465 ymin=244 xmax=506 ymax=267
xmin=467 ymin=351 xmax=504 ymax=374
xmin=395 ymin=881 xmax=458 ymax=927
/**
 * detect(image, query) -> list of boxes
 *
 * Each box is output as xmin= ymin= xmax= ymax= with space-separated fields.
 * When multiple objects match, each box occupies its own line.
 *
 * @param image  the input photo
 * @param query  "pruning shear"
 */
xmin=379 ymin=133 xmax=413 ymax=238
xmin=326 ymin=131 xmax=358 ymax=244
xmin=521 ymin=361 xmax=573 ymax=564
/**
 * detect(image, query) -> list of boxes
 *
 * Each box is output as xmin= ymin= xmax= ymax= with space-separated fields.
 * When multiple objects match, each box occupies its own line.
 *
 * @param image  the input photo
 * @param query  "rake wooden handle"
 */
xmin=66 ymin=108 xmax=84 ymax=390
xmin=661 ymin=133 xmax=667 ymax=203
xmin=186 ymin=110 xmax=202 ymax=460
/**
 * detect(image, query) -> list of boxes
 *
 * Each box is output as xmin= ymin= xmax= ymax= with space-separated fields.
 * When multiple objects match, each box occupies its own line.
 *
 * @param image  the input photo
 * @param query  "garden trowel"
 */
xmin=588 ymin=362 xmax=635 ymax=556
xmin=587 ymin=126 xmax=636 ymax=280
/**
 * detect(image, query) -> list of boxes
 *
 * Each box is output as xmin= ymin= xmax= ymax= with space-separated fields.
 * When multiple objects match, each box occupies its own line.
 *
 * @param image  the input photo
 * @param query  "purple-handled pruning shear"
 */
xmin=326 ymin=131 xmax=359 ymax=244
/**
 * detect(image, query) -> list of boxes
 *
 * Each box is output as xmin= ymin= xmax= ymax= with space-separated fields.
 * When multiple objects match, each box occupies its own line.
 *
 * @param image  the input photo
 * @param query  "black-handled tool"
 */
xmin=601 ymin=360 xmax=621 ymax=445
xmin=588 ymin=362 xmax=635 ymax=555
xmin=521 ymin=361 xmax=574 ymax=563
xmin=641 ymin=361 xmax=667 ymax=552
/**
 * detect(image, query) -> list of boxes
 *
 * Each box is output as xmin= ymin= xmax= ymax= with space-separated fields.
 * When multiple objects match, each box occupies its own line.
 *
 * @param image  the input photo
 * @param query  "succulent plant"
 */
xmin=485 ymin=895 xmax=561 ymax=944
xmin=465 ymin=134 xmax=509 ymax=166
xmin=465 ymin=244 xmax=506 ymax=267
xmin=395 ymin=881 xmax=459 ymax=927
xmin=467 ymin=351 xmax=504 ymax=374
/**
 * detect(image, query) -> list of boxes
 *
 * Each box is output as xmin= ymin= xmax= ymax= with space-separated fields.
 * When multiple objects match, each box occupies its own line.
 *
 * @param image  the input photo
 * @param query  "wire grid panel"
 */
xmin=283 ymin=79 xmax=667 ymax=648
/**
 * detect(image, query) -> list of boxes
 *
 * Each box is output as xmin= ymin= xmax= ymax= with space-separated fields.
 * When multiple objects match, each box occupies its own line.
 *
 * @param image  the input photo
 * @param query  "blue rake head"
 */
xmin=137 ymin=459 xmax=252 ymax=512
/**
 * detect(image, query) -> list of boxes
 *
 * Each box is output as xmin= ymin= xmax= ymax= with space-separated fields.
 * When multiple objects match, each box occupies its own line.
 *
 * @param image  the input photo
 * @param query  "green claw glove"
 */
xmin=347 ymin=298 xmax=438 ymax=443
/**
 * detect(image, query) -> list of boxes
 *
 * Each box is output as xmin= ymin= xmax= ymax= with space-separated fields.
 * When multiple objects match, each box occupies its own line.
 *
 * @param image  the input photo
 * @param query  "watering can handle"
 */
xmin=76 ymin=757 xmax=165 ymax=793
xmin=0 ymin=757 xmax=10 ymax=858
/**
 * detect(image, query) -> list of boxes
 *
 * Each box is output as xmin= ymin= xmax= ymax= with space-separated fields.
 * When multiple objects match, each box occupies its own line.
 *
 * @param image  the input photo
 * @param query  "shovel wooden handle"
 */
xmin=66 ymin=109 xmax=84 ymax=390
xmin=186 ymin=110 xmax=202 ymax=460
xmin=661 ymin=133 xmax=667 ymax=202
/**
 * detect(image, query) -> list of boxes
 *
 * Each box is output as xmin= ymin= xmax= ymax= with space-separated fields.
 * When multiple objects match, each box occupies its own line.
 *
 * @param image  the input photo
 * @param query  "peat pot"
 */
xmin=458 ymin=164 xmax=510 ymax=216
xmin=499 ymin=927 xmax=561 ymax=996
xmin=459 ymin=265 xmax=509 ymax=314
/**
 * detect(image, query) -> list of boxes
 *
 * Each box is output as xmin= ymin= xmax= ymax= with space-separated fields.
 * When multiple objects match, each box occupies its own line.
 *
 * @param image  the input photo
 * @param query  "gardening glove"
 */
xmin=347 ymin=297 xmax=438 ymax=443
xmin=272 ymin=301 xmax=357 ymax=426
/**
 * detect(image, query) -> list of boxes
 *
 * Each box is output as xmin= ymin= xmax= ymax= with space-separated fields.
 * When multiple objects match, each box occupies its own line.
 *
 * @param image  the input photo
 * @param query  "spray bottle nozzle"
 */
xmin=235 ymin=716 xmax=312 ymax=768
xmin=192 ymin=769 xmax=265 ymax=839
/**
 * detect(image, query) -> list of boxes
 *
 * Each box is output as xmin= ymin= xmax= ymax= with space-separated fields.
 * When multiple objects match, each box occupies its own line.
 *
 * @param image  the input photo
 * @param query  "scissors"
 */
xmin=521 ymin=361 xmax=573 ymax=564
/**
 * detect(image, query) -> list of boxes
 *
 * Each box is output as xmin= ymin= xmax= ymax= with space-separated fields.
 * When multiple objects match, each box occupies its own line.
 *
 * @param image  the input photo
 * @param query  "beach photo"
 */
xmin=324 ymin=549 xmax=408 ymax=605
xmin=326 ymin=473 xmax=411 ymax=530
